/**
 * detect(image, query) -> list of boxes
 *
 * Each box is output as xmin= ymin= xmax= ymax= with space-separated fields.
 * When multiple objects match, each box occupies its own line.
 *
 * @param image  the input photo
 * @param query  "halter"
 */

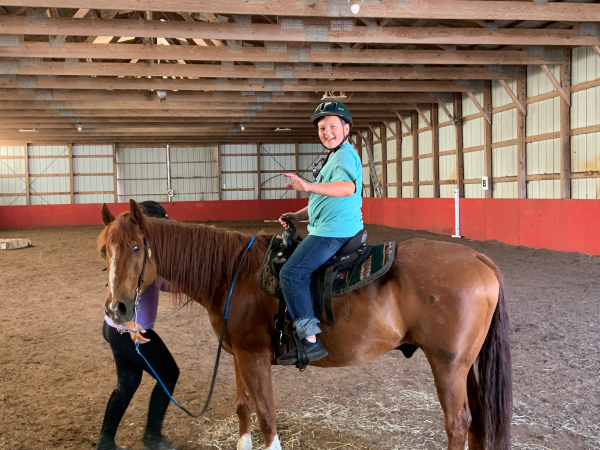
xmin=133 ymin=238 xmax=152 ymax=311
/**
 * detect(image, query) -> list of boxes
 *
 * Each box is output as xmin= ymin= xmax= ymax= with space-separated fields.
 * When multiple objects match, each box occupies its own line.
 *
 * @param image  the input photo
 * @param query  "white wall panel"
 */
xmin=221 ymin=144 xmax=256 ymax=201
xmin=419 ymin=185 xmax=433 ymax=198
xmin=401 ymin=135 xmax=413 ymax=158
xmin=72 ymin=144 xmax=112 ymax=156
xmin=385 ymin=121 xmax=397 ymax=160
xmin=462 ymin=92 xmax=483 ymax=116
xmin=439 ymin=126 xmax=456 ymax=152
xmin=399 ymin=115 xmax=411 ymax=133
xmin=417 ymin=109 xmax=431 ymax=129
xmin=401 ymin=161 xmax=413 ymax=183
xmin=571 ymin=86 xmax=600 ymax=129
xmin=571 ymin=132 xmax=600 ymax=175
xmin=373 ymin=142 xmax=382 ymax=163
xmin=117 ymin=147 xmax=167 ymax=202
xmin=464 ymin=183 xmax=485 ymax=198
xmin=261 ymin=144 xmax=296 ymax=200
xmin=73 ymin=157 xmax=112 ymax=174
xmin=439 ymin=154 xmax=457 ymax=181
xmin=418 ymin=130 xmax=432 ymax=155
xmin=572 ymin=46 xmax=600 ymax=86
xmin=526 ymin=97 xmax=560 ymax=136
xmin=526 ymin=139 xmax=560 ymax=175
xmin=492 ymin=145 xmax=517 ymax=178
xmin=362 ymin=167 xmax=371 ymax=197
xmin=438 ymin=101 xmax=454 ymax=123
xmin=440 ymin=184 xmax=456 ymax=198
xmin=30 ymin=194 xmax=70 ymax=205
xmin=464 ymin=150 xmax=484 ymax=180
xmin=492 ymin=80 xmax=517 ymax=108
xmin=527 ymin=65 xmax=559 ymax=97
xmin=401 ymin=186 xmax=413 ymax=198
xmin=493 ymin=182 xmax=518 ymax=198
xmin=463 ymin=118 xmax=484 ymax=148
xmin=419 ymin=158 xmax=433 ymax=182
xmin=492 ymin=109 xmax=517 ymax=144
xmin=28 ymin=145 xmax=68 ymax=157
xmin=527 ymin=180 xmax=560 ymax=199
xmin=75 ymin=194 xmax=113 ymax=204
xmin=571 ymin=178 xmax=600 ymax=199
xmin=387 ymin=186 xmax=397 ymax=198
xmin=170 ymin=146 xmax=219 ymax=201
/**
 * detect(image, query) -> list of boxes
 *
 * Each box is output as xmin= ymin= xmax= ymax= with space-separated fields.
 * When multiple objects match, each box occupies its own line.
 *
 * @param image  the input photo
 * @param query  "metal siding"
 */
xmin=464 ymin=150 xmax=484 ymax=180
xmin=464 ymin=183 xmax=485 ymax=198
xmin=221 ymin=144 xmax=257 ymax=200
xmin=526 ymin=139 xmax=560 ymax=176
xmin=0 ymin=145 xmax=26 ymax=206
xmin=401 ymin=135 xmax=413 ymax=158
xmin=492 ymin=145 xmax=517 ymax=178
xmin=418 ymin=129 xmax=432 ymax=156
xmin=492 ymin=109 xmax=517 ymax=144
xmin=572 ymin=46 xmax=600 ymax=85
xmin=401 ymin=186 xmax=413 ymax=198
xmin=492 ymin=79 xmax=517 ymax=108
xmin=117 ymin=147 xmax=167 ymax=203
xmin=439 ymin=184 xmax=456 ymax=198
xmin=419 ymin=158 xmax=433 ymax=182
xmin=527 ymin=179 xmax=561 ymax=199
xmin=438 ymin=101 xmax=454 ymax=123
xmin=401 ymin=161 xmax=413 ymax=183
xmin=463 ymin=118 xmax=484 ymax=148
xmin=439 ymin=154 xmax=457 ymax=181
xmin=387 ymin=186 xmax=397 ymax=198
xmin=373 ymin=142 xmax=382 ymax=163
xmin=527 ymin=64 xmax=560 ymax=97
xmin=419 ymin=185 xmax=433 ymax=198
xmin=171 ymin=147 xmax=219 ymax=201
xmin=439 ymin=126 xmax=456 ymax=152
xmin=493 ymin=182 xmax=518 ymax=199
xmin=462 ymin=92 xmax=483 ymax=117
xmin=261 ymin=144 xmax=295 ymax=200
xmin=526 ymin=97 xmax=560 ymax=137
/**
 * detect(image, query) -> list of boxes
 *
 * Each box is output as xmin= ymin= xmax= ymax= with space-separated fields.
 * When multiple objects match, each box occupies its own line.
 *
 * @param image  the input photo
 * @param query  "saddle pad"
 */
xmin=258 ymin=236 xmax=396 ymax=297
xmin=332 ymin=241 xmax=396 ymax=296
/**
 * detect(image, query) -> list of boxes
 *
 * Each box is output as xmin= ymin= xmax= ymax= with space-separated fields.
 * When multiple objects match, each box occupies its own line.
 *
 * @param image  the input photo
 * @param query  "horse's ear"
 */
xmin=129 ymin=199 xmax=144 ymax=227
xmin=101 ymin=203 xmax=115 ymax=226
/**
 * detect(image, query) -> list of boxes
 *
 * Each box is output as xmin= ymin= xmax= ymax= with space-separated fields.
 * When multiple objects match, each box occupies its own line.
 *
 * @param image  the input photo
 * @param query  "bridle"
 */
xmin=133 ymin=238 xmax=152 ymax=312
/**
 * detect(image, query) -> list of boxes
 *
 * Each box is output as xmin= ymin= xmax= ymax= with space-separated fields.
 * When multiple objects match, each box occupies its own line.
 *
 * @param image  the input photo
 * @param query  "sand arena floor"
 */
xmin=0 ymin=220 xmax=598 ymax=450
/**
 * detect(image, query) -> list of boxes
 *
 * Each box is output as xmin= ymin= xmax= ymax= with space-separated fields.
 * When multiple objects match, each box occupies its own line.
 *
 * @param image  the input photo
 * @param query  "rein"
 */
xmin=133 ymin=234 xmax=257 ymax=418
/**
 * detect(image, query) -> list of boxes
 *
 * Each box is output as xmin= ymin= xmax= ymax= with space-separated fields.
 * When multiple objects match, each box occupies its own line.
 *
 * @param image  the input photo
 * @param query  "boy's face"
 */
xmin=317 ymin=115 xmax=350 ymax=150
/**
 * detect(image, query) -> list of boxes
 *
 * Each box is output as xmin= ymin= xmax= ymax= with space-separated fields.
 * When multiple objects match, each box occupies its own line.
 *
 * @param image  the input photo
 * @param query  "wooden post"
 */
xmin=517 ymin=67 xmax=527 ymax=199
xmin=367 ymin=129 xmax=374 ymax=198
xmin=411 ymin=111 xmax=419 ymax=198
xmin=432 ymin=104 xmax=440 ymax=198
xmin=24 ymin=142 xmax=30 ymax=205
xmin=560 ymin=48 xmax=571 ymax=199
xmin=380 ymin=122 xmax=387 ymax=198
xmin=68 ymin=143 xmax=74 ymax=204
xmin=483 ymin=81 xmax=493 ymax=198
xmin=256 ymin=142 xmax=262 ymax=200
xmin=217 ymin=142 xmax=222 ymax=200
xmin=295 ymin=142 xmax=300 ymax=199
xmin=396 ymin=118 xmax=402 ymax=198
xmin=454 ymin=93 xmax=464 ymax=197
xmin=112 ymin=143 xmax=118 ymax=203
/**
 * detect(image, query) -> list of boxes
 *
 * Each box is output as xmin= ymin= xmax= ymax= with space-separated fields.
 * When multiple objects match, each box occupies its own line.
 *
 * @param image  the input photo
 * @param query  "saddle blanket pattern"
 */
xmin=258 ymin=235 xmax=396 ymax=297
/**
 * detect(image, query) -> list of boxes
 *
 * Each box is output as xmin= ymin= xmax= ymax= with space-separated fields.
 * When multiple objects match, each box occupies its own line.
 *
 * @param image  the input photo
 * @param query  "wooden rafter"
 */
xmin=540 ymin=64 xmax=571 ymax=106
xmin=466 ymin=92 xmax=491 ymax=125
xmin=382 ymin=121 xmax=401 ymax=142
xmin=594 ymin=45 xmax=600 ymax=59
xmin=432 ymin=93 xmax=456 ymax=125
xmin=3 ymin=1 xmax=599 ymax=21
xmin=413 ymin=104 xmax=431 ymax=129
xmin=395 ymin=111 xmax=412 ymax=134
xmin=498 ymin=79 xmax=527 ymax=116
xmin=367 ymin=124 xmax=381 ymax=142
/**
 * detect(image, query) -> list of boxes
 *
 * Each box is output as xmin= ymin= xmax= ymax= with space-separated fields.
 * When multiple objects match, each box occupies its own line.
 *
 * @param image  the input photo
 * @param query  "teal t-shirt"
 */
xmin=307 ymin=142 xmax=363 ymax=238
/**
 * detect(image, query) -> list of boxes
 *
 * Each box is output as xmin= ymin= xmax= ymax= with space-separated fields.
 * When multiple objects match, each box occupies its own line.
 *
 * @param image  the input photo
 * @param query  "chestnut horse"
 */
xmin=98 ymin=200 xmax=512 ymax=450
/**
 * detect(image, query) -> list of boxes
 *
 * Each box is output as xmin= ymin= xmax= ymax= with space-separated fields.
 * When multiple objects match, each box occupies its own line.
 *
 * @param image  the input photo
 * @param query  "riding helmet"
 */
xmin=139 ymin=200 xmax=169 ymax=219
xmin=310 ymin=101 xmax=353 ymax=129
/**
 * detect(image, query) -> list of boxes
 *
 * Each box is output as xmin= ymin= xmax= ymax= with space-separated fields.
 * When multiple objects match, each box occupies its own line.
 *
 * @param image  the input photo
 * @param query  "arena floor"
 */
xmin=0 ymin=220 xmax=598 ymax=450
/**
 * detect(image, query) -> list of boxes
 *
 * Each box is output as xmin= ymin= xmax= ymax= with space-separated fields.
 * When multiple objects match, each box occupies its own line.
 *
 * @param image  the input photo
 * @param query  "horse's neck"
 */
xmin=148 ymin=219 xmax=255 ymax=309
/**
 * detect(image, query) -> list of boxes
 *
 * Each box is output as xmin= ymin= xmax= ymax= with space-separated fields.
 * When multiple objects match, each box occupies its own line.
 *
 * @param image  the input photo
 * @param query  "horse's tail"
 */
xmin=469 ymin=254 xmax=512 ymax=450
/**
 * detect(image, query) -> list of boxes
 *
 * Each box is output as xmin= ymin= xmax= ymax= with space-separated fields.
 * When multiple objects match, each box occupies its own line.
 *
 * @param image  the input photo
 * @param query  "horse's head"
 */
xmin=98 ymin=199 xmax=157 ymax=325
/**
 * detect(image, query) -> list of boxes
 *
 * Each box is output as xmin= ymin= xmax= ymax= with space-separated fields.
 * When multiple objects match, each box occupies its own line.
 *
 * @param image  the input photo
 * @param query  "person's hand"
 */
xmin=130 ymin=327 xmax=151 ymax=344
xmin=279 ymin=213 xmax=299 ymax=230
xmin=284 ymin=173 xmax=311 ymax=193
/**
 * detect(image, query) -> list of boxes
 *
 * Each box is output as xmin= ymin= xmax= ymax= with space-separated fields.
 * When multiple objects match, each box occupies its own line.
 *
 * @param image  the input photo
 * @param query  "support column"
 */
xmin=483 ymin=81 xmax=493 ymax=198
xmin=256 ymin=142 xmax=262 ymax=200
xmin=68 ymin=143 xmax=74 ymax=204
xmin=396 ymin=118 xmax=402 ymax=198
xmin=432 ymin=104 xmax=440 ymax=198
xmin=367 ymin=129 xmax=374 ymax=198
xmin=517 ymin=67 xmax=527 ymax=199
xmin=217 ymin=143 xmax=222 ymax=200
xmin=24 ymin=142 xmax=30 ymax=205
xmin=112 ymin=143 xmax=117 ymax=203
xmin=411 ymin=111 xmax=419 ymax=198
xmin=454 ymin=93 xmax=464 ymax=197
xmin=380 ymin=122 xmax=388 ymax=198
xmin=560 ymin=48 xmax=572 ymax=199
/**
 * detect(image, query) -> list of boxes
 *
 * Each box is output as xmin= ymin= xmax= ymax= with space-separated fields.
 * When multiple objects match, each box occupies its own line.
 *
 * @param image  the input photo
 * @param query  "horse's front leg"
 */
xmin=234 ymin=349 xmax=281 ymax=450
xmin=233 ymin=356 xmax=254 ymax=450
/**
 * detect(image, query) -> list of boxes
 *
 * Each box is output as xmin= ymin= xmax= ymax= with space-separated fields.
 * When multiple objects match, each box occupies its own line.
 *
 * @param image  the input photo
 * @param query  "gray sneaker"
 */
xmin=277 ymin=338 xmax=328 ymax=366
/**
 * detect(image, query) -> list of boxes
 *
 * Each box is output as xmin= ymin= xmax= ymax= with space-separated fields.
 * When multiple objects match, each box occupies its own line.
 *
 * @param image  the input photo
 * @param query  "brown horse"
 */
xmin=98 ymin=200 xmax=512 ymax=450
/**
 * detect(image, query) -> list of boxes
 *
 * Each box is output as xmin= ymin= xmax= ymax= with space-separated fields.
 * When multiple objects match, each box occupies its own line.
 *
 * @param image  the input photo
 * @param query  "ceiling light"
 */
xmin=18 ymin=129 xmax=38 ymax=133
xmin=275 ymin=127 xmax=292 ymax=131
xmin=350 ymin=0 xmax=360 ymax=14
xmin=321 ymin=91 xmax=348 ymax=101
xmin=240 ymin=124 xmax=245 ymax=131
xmin=77 ymin=123 xmax=83 ymax=132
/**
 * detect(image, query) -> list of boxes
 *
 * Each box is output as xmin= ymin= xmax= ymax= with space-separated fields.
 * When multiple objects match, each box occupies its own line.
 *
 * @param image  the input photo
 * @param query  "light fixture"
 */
xmin=321 ymin=91 xmax=348 ymax=101
xmin=18 ymin=128 xmax=38 ymax=133
xmin=275 ymin=127 xmax=292 ymax=131
xmin=240 ymin=124 xmax=245 ymax=131
xmin=350 ymin=0 xmax=361 ymax=14
xmin=77 ymin=123 xmax=83 ymax=132
xmin=157 ymin=90 xmax=167 ymax=104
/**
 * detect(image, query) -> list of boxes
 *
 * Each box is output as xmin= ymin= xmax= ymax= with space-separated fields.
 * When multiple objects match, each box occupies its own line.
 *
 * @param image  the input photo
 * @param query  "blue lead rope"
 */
xmin=134 ymin=235 xmax=256 ymax=418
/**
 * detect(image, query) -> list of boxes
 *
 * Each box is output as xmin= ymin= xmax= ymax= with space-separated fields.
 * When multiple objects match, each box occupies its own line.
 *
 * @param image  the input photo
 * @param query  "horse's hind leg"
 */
xmin=233 ymin=356 xmax=254 ymax=450
xmin=235 ymin=350 xmax=281 ymax=450
xmin=428 ymin=356 xmax=471 ymax=450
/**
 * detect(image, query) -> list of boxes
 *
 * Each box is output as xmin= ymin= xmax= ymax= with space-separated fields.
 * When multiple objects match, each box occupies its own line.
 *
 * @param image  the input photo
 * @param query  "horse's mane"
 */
xmin=145 ymin=217 xmax=271 ymax=306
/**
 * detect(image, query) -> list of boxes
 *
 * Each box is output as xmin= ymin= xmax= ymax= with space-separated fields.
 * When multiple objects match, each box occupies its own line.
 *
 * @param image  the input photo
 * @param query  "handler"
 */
xmin=95 ymin=201 xmax=179 ymax=450
xmin=277 ymin=101 xmax=363 ymax=366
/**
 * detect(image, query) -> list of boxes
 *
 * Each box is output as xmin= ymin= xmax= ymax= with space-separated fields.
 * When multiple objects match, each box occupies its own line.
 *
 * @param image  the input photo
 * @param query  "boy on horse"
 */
xmin=277 ymin=101 xmax=363 ymax=366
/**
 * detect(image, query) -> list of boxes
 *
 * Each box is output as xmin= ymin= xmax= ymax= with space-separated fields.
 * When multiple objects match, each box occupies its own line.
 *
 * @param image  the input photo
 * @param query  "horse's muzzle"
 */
xmin=106 ymin=298 xmax=134 ymax=324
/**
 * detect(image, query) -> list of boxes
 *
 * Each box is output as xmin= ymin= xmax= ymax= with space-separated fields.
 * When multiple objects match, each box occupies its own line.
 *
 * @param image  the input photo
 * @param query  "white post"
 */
xmin=452 ymin=188 xmax=462 ymax=238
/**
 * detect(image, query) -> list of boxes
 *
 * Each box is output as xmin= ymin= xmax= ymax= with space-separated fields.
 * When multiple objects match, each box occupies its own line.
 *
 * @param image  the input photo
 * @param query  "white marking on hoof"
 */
xmin=267 ymin=435 xmax=281 ymax=450
xmin=237 ymin=433 xmax=252 ymax=450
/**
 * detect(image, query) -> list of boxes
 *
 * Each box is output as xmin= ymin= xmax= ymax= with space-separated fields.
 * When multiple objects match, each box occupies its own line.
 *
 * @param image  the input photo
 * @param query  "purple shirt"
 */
xmin=104 ymin=277 xmax=171 ymax=330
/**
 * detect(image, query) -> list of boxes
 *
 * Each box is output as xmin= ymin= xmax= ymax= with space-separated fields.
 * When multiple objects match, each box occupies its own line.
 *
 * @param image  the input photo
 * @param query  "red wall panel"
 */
xmin=485 ymin=199 xmax=521 ymax=246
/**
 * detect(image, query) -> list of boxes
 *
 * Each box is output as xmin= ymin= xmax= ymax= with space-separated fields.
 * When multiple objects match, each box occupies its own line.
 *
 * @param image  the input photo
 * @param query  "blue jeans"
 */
xmin=279 ymin=235 xmax=350 ymax=340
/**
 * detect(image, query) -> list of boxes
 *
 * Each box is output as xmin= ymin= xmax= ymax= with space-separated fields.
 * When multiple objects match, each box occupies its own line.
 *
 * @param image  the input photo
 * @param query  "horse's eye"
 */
xmin=133 ymin=245 xmax=140 ymax=253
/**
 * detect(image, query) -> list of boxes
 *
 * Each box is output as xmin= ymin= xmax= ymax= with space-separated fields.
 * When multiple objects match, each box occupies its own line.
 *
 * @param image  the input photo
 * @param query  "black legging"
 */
xmin=97 ymin=321 xmax=180 ymax=447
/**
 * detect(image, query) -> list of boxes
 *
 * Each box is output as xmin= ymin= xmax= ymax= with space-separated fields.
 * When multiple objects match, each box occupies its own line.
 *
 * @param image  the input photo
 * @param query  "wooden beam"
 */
xmin=24 ymin=143 xmax=30 ymax=205
xmin=4 ymin=1 xmax=599 ymax=21
xmin=560 ymin=49 xmax=571 ymax=199
xmin=395 ymin=118 xmax=401 ymax=198
xmin=455 ymin=93 xmax=464 ymax=197
xmin=517 ymin=67 xmax=527 ymax=199
xmin=395 ymin=112 xmax=412 ymax=134
xmin=432 ymin=104 xmax=439 ymax=198
xmin=594 ymin=46 xmax=600 ymax=59
xmin=483 ymin=82 xmax=492 ymax=199
xmin=1 ymin=15 xmax=596 ymax=47
xmin=466 ymin=92 xmax=492 ymax=125
xmin=540 ymin=64 xmax=571 ymax=106
xmin=382 ymin=120 xmax=401 ymax=142
xmin=367 ymin=125 xmax=381 ymax=142
xmin=411 ymin=111 xmax=419 ymax=198
xmin=0 ymin=42 xmax=552 ymax=66
xmin=367 ymin=129 xmax=374 ymax=198
xmin=433 ymin=93 xmax=456 ymax=125
xmin=217 ymin=143 xmax=222 ymax=200
xmin=68 ymin=143 xmax=74 ymax=204
xmin=413 ymin=104 xmax=431 ymax=129
xmin=257 ymin=142 xmax=262 ymax=200
xmin=498 ymin=80 xmax=527 ymax=116
xmin=381 ymin=123 xmax=387 ymax=198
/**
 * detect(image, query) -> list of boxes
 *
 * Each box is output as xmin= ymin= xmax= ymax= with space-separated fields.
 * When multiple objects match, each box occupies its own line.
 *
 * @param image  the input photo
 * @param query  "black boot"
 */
xmin=277 ymin=338 xmax=328 ymax=366
xmin=94 ymin=434 xmax=128 ymax=450
xmin=142 ymin=382 xmax=179 ymax=450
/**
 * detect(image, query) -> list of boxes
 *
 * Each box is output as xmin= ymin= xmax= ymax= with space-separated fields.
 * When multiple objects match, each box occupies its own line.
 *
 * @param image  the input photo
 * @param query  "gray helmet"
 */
xmin=310 ymin=101 xmax=353 ymax=129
